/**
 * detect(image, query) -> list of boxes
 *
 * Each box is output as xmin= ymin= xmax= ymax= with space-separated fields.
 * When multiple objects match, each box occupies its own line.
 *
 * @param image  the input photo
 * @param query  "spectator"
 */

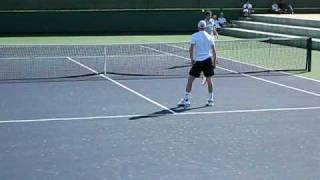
xmin=217 ymin=12 xmax=227 ymax=28
xmin=279 ymin=0 xmax=294 ymax=14
xmin=212 ymin=14 xmax=221 ymax=30
xmin=272 ymin=0 xmax=284 ymax=14
xmin=243 ymin=0 xmax=254 ymax=17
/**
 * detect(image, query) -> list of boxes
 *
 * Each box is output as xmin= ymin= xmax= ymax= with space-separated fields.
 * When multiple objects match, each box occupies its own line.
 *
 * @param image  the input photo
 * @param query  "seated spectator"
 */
xmin=218 ymin=12 xmax=227 ymax=27
xmin=212 ymin=14 xmax=221 ymax=30
xmin=279 ymin=0 xmax=294 ymax=14
xmin=243 ymin=0 xmax=254 ymax=17
xmin=272 ymin=0 xmax=284 ymax=14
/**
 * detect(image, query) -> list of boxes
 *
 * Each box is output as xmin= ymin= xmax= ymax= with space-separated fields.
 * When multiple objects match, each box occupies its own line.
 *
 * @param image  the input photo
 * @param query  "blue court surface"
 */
xmin=1 ymin=57 xmax=320 ymax=180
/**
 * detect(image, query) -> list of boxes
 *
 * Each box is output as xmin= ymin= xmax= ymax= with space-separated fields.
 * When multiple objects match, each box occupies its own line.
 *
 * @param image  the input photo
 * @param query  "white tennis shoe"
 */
xmin=177 ymin=98 xmax=191 ymax=107
xmin=206 ymin=99 xmax=214 ymax=106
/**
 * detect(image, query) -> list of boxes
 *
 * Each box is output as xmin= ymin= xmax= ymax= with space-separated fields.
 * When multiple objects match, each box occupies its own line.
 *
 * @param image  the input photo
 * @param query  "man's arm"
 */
xmin=211 ymin=46 xmax=217 ymax=68
xmin=189 ymin=44 xmax=195 ymax=65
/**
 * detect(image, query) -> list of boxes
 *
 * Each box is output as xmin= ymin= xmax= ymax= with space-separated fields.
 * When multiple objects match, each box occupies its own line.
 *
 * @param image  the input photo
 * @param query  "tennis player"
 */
xmin=204 ymin=10 xmax=219 ymax=39
xmin=201 ymin=10 xmax=218 ymax=85
xmin=178 ymin=20 xmax=217 ymax=107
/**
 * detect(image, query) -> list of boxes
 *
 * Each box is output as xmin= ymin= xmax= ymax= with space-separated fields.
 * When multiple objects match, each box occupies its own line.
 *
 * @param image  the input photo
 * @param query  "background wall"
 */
xmin=1 ymin=0 xmax=320 ymax=10
xmin=0 ymin=0 xmax=319 ymax=35
xmin=0 ymin=10 xmax=206 ymax=35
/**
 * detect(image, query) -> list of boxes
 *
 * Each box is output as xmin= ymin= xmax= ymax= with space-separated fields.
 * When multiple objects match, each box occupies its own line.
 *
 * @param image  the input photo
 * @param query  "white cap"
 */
xmin=198 ymin=20 xmax=207 ymax=29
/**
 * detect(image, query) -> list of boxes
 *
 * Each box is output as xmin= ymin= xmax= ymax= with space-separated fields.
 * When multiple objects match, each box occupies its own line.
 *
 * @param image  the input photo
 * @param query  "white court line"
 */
xmin=0 ymin=54 xmax=166 ymax=60
xmin=283 ymin=72 xmax=320 ymax=83
xmin=0 ymin=114 xmax=143 ymax=124
xmin=179 ymin=106 xmax=320 ymax=115
xmin=1 ymin=106 xmax=320 ymax=124
xmin=169 ymin=44 xmax=320 ymax=83
xmin=219 ymin=56 xmax=320 ymax=84
xmin=142 ymin=45 xmax=320 ymax=97
xmin=66 ymin=57 xmax=176 ymax=114
xmin=218 ymin=66 xmax=320 ymax=97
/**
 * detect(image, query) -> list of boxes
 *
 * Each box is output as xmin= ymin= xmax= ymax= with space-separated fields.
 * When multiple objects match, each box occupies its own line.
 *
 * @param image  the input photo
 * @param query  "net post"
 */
xmin=104 ymin=46 xmax=107 ymax=76
xmin=306 ymin=37 xmax=312 ymax=72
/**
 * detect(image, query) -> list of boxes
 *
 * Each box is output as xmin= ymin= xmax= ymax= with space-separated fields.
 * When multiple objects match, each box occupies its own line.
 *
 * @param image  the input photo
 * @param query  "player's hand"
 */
xmin=191 ymin=59 xmax=195 ymax=65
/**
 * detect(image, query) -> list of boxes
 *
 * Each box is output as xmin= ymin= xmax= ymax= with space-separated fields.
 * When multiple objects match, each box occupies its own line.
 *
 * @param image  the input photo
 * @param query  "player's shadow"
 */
xmin=129 ymin=105 xmax=209 ymax=121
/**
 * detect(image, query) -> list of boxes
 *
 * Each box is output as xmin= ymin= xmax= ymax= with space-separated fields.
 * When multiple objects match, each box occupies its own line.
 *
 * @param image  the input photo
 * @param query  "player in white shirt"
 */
xmin=201 ymin=10 xmax=219 ymax=85
xmin=178 ymin=20 xmax=217 ymax=108
xmin=204 ymin=10 xmax=219 ymax=39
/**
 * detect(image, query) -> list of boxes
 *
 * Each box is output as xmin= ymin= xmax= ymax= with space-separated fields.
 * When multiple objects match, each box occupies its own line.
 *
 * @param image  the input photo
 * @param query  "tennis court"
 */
xmin=1 ymin=36 xmax=320 ymax=179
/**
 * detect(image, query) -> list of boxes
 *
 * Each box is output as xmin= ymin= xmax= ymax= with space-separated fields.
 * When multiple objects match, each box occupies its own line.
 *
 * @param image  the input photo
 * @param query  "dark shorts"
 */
xmin=189 ymin=58 xmax=214 ymax=78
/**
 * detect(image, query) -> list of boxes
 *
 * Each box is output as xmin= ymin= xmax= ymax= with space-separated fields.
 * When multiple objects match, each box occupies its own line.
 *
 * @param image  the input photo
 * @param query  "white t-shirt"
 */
xmin=218 ymin=17 xmax=226 ymax=25
xmin=272 ymin=3 xmax=280 ymax=11
xmin=243 ymin=3 xmax=253 ymax=10
xmin=190 ymin=31 xmax=215 ymax=61
xmin=214 ymin=19 xmax=221 ymax=29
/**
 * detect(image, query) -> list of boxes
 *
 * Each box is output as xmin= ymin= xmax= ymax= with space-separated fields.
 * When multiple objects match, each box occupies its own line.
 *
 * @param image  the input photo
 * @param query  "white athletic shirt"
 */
xmin=191 ymin=31 xmax=215 ymax=61
xmin=214 ymin=19 xmax=221 ymax=29
xmin=218 ymin=17 xmax=226 ymax=25
xmin=272 ymin=3 xmax=280 ymax=11
xmin=243 ymin=3 xmax=253 ymax=10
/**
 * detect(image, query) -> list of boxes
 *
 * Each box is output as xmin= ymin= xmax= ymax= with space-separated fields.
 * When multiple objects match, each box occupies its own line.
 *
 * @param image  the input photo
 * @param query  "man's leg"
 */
xmin=185 ymin=75 xmax=196 ymax=100
xmin=178 ymin=60 xmax=201 ymax=107
xmin=206 ymin=77 xmax=214 ymax=102
xmin=178 ymin=75 xmax=196 ymax=107
xmin=206 ymin=77 xmax=213 ymax=93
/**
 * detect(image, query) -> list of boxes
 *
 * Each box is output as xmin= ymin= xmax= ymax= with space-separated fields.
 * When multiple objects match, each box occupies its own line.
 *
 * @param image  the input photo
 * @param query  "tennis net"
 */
xmin=0 ymin=37 xmax=312 ymax=81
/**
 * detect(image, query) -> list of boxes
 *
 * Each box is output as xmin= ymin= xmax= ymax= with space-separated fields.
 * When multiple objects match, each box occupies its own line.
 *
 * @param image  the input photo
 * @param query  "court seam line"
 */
xmin=66 ymin=57 xmax=176 ymax=114
xmin=1 ymin=106 xmax=320 ymax=124
xmin=168 ymin=44 xmax=320 ymax=83
xmin=143 ymin=45 xmax=320 ymax=97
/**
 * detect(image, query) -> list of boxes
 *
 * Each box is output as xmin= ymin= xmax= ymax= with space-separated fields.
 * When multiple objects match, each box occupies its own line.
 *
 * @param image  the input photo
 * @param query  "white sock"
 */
xmin=184 ymin=92 xmax=190 ymax=100
xmin=209 ymin=92 xmax=214 ymax=100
